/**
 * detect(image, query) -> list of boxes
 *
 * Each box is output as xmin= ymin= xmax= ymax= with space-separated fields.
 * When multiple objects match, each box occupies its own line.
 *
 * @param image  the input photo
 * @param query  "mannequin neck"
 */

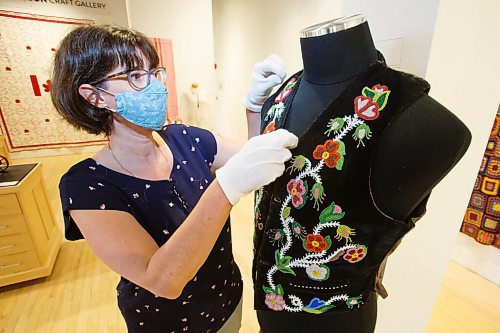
xmin=300 ymin=22 xmax=378 ymax=84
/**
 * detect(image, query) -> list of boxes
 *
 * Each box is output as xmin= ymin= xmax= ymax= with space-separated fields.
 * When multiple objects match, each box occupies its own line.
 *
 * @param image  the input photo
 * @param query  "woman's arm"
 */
xmin=71 ymin=179 xmax=231 ymax=300
xmin=210 ymin=133 xmax=241 ymax=172
xmin=71 ymin=129 xmax=297 ymax=300
xmin=247 ymin=109 xmax=261 ymax=139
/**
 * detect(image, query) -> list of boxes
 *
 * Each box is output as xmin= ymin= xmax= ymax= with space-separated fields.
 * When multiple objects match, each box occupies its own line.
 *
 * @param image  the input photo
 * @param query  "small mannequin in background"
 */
xmin=179 ymin=83 xmax=209 ymax=127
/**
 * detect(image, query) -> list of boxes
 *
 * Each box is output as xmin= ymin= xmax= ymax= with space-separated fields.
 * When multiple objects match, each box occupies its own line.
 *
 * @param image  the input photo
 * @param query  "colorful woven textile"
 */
xmin=461 ymin=105 xmax=500 ymax=248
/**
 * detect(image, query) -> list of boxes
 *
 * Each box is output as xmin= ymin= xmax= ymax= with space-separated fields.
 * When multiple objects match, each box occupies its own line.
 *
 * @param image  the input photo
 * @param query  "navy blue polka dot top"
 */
xmin=59 ymin=124 xmax=243 ymax=333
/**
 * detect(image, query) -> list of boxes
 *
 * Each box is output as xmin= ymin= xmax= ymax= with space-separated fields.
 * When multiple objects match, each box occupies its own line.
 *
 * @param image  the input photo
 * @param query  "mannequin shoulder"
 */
xmin=380 ymin=94 xmax=471 ymax=157
xmin=370 ymin=94 xmax=471 ymax=220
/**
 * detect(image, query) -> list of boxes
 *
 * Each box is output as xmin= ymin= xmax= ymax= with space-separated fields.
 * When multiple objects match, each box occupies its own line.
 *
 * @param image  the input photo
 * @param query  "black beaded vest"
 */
xmin=253 ymin=61 xmax=430 ymax=314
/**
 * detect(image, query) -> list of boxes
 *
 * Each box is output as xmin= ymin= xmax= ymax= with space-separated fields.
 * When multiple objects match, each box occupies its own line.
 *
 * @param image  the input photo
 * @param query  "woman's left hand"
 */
xmin=243 ymin=54 xmax=286 ymax=112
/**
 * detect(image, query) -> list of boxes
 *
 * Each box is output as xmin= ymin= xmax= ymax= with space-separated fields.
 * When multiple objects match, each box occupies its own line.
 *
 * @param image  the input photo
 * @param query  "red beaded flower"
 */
xmin=264 ymin=121 xmax=276 ymax=134
xmin=343 ymin=245 xmax=367 ymax=263
xmin=304 ymin=234 xmax=328 ymax=253
xmin=313 ymin=139 xmax=342 ymax=169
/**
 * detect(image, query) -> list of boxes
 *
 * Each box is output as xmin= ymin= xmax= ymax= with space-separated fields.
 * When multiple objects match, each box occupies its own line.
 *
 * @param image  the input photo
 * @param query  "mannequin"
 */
xmin=286 ymin=15 xmax=470 ymax=220
xmin=254 ymin=15 xmax=471 ymax=333
xmin=179 ymin=83 xmax=209 ymax=127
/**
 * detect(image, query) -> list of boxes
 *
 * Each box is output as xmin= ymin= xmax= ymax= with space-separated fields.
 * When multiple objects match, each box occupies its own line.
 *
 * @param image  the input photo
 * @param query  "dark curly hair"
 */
xmin=51 ymin=25 xmax=159 ymax=136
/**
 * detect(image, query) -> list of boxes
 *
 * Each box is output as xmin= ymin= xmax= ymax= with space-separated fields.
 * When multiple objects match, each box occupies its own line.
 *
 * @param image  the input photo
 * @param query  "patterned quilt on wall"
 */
xmin=0 ymin=10 xmax=103 ymax=152
xmin=0 ymin=10 xmax=178 ymax=153
xmin=461 ymin=105 xmax=500 ymax=248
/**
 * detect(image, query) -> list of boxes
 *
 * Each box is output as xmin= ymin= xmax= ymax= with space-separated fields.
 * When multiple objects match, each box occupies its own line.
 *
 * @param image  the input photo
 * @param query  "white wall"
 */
xmin=377 ymin=1 xmax=500 ymax=333
xmin=342 ymin=0 xmax=440 ymax=77
xmin=126 ymin=0 xmax=217 ymax=131
xmin=212 ymin=0 xmax=343 ymax=141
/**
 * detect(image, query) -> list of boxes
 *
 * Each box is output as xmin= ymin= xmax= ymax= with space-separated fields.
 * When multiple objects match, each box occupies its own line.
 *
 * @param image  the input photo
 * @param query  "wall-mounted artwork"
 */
xmin=0 ymin=10 xmax=178 ymax=154
xmin=0 ymin=10 xmax=103 ymax=153
xmin=461 ymin=105 xmax=500 ymax=248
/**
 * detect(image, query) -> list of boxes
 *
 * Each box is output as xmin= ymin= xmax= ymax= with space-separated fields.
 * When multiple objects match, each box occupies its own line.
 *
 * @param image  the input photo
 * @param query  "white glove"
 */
xmin=243 ymin=54 xmax=286 ymax=112
xmin=216 ymin=129 xmax=298 ymax=205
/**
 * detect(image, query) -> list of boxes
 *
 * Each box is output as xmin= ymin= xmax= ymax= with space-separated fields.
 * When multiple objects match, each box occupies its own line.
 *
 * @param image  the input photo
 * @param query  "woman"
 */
xmin=51 ymin=25 xmax=296 ymax=333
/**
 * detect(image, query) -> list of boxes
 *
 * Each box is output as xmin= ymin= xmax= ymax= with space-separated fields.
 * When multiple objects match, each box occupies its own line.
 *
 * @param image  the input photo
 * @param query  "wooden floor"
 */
xmin=1 ymin=153 xmax=499 ymax=333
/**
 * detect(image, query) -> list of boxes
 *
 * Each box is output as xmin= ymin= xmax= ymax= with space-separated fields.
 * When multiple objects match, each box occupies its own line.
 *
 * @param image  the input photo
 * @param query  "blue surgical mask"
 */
xmin=99 ymin=78 xmax=168 ymax=131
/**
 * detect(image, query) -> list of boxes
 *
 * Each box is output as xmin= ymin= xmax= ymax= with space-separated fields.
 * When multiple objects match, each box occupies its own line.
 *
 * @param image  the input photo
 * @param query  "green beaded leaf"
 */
xmin=274 ymin=250 xmax=280 ymax=266
xmin=324 ymin=235 xmax=332 ymax=251
xmin=362 ymin=87 xmax=376 ymax=99
xmin=283 ymin=206 xmax=291 ymax=219
xmin=319 ymin=201 xmax=344 ymax=223
xmin=263 ymin=286 xmax=274 ymax=294
xmin=264 ymin=105 xmax=275 ymax=121
xmin=353 ymin=123 xmax=373 ymax=148
xmin=335 ymin=156 xmax=344 ymax=171
xmin=374 ymin=91 xmax=391 ymax=111
xmin=338 ymin=140 xmax=346 ymax=155
xmin=281 ymin=256 xmax=293 ymax=266
xmin=278 ymin=266 xmax=297 ymax=276
xmin=303 ymin=304 xmax=336 ymax=314
xmin=275 ymin=284 xmax=284 ymax=296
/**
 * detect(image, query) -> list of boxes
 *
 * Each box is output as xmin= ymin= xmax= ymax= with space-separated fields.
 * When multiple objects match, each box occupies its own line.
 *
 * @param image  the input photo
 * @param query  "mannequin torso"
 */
xmin=285 ymin=17 xmax=470 ymax=221
xmin=256 ymin=15 xmax=471 ymax=333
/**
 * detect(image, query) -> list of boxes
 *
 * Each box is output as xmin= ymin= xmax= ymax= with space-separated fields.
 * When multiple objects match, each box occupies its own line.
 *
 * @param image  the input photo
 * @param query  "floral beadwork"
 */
xmin=313 ymin=139 xmax=346 ymax=170
xmin=306 ymin=264 xmax=330 ymax=281
xmin=343 ymin=245 xmax=367 ymax=263
xmin=263 ymin=78 xmax=298 ymax=133
xmin=254 ymin=187 xmax=264 ymax=240
xmin=264 ymin=121 xmax=276 ymax=134
xmin=265 ymin=292 xmax=286 ymax=311
xmin=325 ymin=84 xmax=391 ymax=148
xmin=310 ymin=183 xmax=326 ymax=210
xmin=287 ymin=179 xmax=308 ymax=208
xmin=275 ymin=78 xmax=297 ymax=103
xmin=291 ymin=220 xmax=307 ymax=239
xmin=319 ymin=201 xmax=345 ymax=223
xmin=303 ymin=234 xmax=331 ymax=253
xmin=335 ymin=225 xmax=356 ymax=244
xmin=269 ymin=229 xmax=285 ymax=247
xmin=353 ymin=123 xmax=372 ymax=148
xmin=286 ymin=155 xmax=307 ymax=174
xmin=257 ymin=82 xmax=391 ymax=314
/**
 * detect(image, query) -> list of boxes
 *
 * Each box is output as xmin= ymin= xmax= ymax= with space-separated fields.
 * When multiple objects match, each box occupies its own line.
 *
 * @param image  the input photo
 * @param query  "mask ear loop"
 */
xmin=94 ymin=86 xmax=117 ymax=112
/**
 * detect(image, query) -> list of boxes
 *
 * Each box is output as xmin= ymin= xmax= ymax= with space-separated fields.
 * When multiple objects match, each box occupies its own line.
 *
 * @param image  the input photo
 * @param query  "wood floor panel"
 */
xmin=0 ymin=153 xmax=497 ymax=332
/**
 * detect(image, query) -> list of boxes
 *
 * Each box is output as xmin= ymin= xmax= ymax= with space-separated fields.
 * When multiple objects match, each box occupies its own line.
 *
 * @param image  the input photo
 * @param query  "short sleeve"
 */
xmin=183 ymin=125 xmax=218 ymax=167
xmin=59 ymin=173 xmax=132 ymax=240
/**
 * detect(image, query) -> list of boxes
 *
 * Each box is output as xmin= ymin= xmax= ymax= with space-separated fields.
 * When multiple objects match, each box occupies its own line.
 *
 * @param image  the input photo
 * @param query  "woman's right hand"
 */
xmin=216 ymin=129 xmax=298 ymax=205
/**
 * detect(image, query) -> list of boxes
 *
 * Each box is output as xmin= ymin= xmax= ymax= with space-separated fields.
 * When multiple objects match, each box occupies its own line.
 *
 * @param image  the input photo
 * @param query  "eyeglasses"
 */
xmin=89 ymin=67 xmax=167 ymax=90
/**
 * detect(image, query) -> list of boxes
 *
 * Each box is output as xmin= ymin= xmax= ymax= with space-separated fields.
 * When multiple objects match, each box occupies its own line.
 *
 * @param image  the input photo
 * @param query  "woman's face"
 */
xmin=99 ymin=56 xmax=152 ymax=111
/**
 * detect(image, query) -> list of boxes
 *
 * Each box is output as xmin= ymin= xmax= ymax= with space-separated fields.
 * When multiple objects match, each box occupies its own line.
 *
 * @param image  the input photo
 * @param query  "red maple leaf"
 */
xmin=43 ymin=80 xmax=51 ymax=92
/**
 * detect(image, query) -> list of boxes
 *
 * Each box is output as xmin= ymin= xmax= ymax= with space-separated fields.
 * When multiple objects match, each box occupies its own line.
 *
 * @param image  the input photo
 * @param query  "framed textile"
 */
xmin=461 ymin=105 xmax=500 ymax=248
xmin=0 ymin=10 xmax=104 ymax=153
xmin=0 ymin=11 xmax=178 ymax=153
